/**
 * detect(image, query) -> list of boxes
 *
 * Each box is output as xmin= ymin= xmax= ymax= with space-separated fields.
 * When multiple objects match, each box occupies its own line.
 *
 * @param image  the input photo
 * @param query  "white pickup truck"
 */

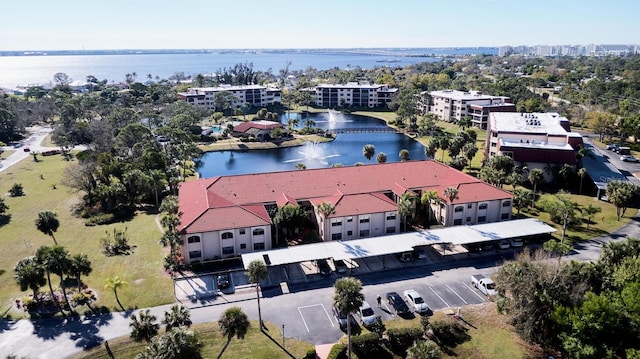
xmin=471 ymin=274 xmax=497 ymax=297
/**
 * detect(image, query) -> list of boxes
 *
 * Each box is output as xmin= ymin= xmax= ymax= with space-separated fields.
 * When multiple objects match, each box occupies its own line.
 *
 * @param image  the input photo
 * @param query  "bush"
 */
xmin=352 ymin=332 xmax=392 ymax=359
xmin=327 ymin=343 xmax=359 ymax=359
xmin=85 ymin=213 xmax=116 ymax=226
xmin=9 ymin=183 xmax=24 ymax=197
xmin=429 ymin=319 xmax=470 ymax=349
xmin=387 ymin=327 xmax=424 ymax=355
xmin=303 ymin=347 xmax=317 ymax=359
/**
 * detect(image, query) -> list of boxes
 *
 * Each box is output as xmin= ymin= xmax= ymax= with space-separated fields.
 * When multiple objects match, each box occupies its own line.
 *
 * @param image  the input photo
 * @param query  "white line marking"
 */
xmin=429 ymin=286 xmax=450 ymax=307
xmin=462 ymin=282 xmax=486 ymax=301
xmin=298 ymin=303 xmax=324 ymax=309
xmin=320 ymin=304 xmax=335 ymax=327
xmin=446 ymin=284 xmax=467 ymax=304
xmin=298 ymin=307 xmax=310 ymax=332
xmin=383 ymin=303 xmax=394 ymax=317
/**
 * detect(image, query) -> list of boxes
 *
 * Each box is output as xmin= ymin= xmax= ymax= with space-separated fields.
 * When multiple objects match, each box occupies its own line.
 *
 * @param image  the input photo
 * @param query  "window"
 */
xmin=477 ymin=216 xmax=486 ymax=223
xmin=221 ymin=232 xmax=234 ymax=239
xmin=253 ymin=228 xmax=265 ymax=236
xmin=386 ymin=227 xmax=396 ymax=234
xmin=331 ymin=233 xmax=342 ymax=240
xmin=239 ymin=229 xmax=246 ymax=235
xmin=466 ymin=217 xmax=472 ymax=222
xmin=479 ymin=203 xmax=488 ymax=210
xmin=253 ymin=243 xmax=265 ymax=250
xmin=240 ymin=243 xmax=247 ymax=249
xmin=222 ymin=246 xmax=234 ymax=255
xmin=502 ymin=201 xmax=511 ymax=207
xmin=501 ymin=213 xmax=510 ymax=220
xmin=331 ymin=220 xmax=342 ymax=227
xmin=359 ymin=217 xmax=370 ymax=223
xmin=347 ymin=230 xmax=353 ymax=236
xmin=347 ymin=217 xmax=353 ymax=222
xmin=386 ymin=213 xmax=396 ymax=220
xmin=359 ymin=229 xmax=370 ymax=237
xmin=189 ymin=250 xmax=201 ymax=258
xmin=467 ymin=204 xmax=472 ymax=209
xmin=454 ymin=206 xmax=464 ymax=213
xmin=454 ymin=219 xmax=463 ymax=225
xmin=187 ymin=236 xmax=200 ymax=244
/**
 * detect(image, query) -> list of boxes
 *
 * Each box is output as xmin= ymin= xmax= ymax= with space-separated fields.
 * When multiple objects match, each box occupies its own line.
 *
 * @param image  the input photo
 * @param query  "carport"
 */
xmin=581 ymin=142 xmax=628 ymax=199
xmin=241 ymin=218 xmax=556 ymax=268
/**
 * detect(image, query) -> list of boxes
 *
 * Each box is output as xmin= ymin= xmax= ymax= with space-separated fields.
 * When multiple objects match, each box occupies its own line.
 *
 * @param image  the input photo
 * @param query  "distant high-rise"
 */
xmin=499 ymin=43 xmax=638 ymax=57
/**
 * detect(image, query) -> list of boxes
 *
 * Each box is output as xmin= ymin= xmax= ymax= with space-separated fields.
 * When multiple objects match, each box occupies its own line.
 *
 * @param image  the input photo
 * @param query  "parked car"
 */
xmin=509 ymin=238 xmax=524 ymax=247
xmin=414 ymin=248 xmax=427 ymax=260
xmin=397 ymin=251 xmax=413 ymax=262
xmin=216 ymin=273 xmax=231 ymax=289
xmin=23 ymin=147 xmax=30 ymax=152
xmin=317 ymin=259 xmax=332 ymax=276
xmin=620 ymin=155 xmax=640 ymax=162
xmin=471 ymin=274 xmax=498 ymax=297
xmin=333 ymin=259 xmax=348 ymax=274
xmin=332 ymin=305 xmax=358 ymax=331
xmin=606 ymin=144 xmax=620 ymax=151
xmin=403 ymin=289 xmax=430 ymax=314
xmin=358 ymin=301 xmax=377 ymax=326
xmin=497 ymin=239 xmax=511 ymax=250
xmin=386 ymin=292 xmax=411 ymax=316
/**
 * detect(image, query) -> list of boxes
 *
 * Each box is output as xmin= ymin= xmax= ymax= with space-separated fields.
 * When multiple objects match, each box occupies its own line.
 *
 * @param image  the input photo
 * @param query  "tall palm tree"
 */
xmin=245 ymin=260 xmax=268 ymax=330
xmin=577 ymin=167 xmax=588 ymax=194
xmin=398 ymin=193 xmax=415 ymax=232
xmin=14 ymin=256 xmax=47 ymax=301
xmin=582 ymin=203 xmax=602 ymax=230
xmin=528 ymin=168 xmax=544 ymax=207
xmin=35 ymin=211 xmax=60 ymax=245
xmin=443 ymin=187 xmax=459 ymax=227
xmin=130 ymin=309 xmax=160 ymax=342
xmin=148 ymin=169 xmax=167 ymax=208
xmin=376 ymin=152 xmax=387 ymax=164
xmin=421 ymin=190 xmax=439 ymax=227
xmin=363 ymin=144 xmax=375 ymax=163
xmin=68 ymin=254 xmax=92 ymax=291
xmin=316 ymin=201 xmax=336 ymax=238
xmin=35 ymin=246 xmax=69 ymax=316
xmin=163 ymin=304 xmax=192 ymax=331
xmin=217 ymin=307 xmax=250 ymax=359
xmin=333 ymin=277 xmax=364 ymax=359
xmin=105 ymin=275 xmax=128 ymax=311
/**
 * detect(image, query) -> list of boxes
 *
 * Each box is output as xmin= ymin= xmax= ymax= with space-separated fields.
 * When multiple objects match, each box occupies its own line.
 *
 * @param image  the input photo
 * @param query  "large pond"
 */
xmin=196 ymin=112 xmax=427 ymax=178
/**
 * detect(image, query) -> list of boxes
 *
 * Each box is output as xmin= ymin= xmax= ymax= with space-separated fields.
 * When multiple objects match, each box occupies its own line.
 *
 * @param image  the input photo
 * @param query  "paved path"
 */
xmin=0 ymin=126 xmax=54 ymax=174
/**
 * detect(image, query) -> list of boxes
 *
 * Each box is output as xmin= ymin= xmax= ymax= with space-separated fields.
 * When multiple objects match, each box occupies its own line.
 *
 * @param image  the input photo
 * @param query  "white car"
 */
xmin=358 ymin=301 xmax=377 ymax=326
xmin=509 ymin=238 xmax=524 ymax=247
xmin=620 ymin=155 xmax=640 ymax=162
xmin=403 ymin=289 xmax=430 ymax=314
xmin=497 ymin=239 xmax=510 ymax=249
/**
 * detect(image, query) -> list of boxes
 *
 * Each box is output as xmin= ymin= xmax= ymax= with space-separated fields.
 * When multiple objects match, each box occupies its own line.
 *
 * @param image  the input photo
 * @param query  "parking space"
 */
xmin=297 ymin=304 xmax=334 ymax=332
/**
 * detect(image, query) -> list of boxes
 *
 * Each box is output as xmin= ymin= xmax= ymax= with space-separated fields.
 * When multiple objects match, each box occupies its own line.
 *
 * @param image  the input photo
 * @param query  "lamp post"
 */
xmin=282 ymin=324 xmax=285 ymax=348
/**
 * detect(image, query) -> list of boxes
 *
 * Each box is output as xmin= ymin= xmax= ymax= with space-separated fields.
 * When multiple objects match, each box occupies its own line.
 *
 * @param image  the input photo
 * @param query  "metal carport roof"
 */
xmin=240 ymin=218 xmax=556 ymax=268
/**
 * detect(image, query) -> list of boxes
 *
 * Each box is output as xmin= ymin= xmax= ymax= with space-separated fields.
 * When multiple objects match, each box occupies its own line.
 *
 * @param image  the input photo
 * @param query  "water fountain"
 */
xmin=283 ymin=141 xmax=340 ymax=166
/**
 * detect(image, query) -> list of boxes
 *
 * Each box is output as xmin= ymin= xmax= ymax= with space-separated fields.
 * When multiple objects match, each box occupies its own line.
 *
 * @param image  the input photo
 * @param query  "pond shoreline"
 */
xmin=198 ymin=134 xmax=335 ymax=152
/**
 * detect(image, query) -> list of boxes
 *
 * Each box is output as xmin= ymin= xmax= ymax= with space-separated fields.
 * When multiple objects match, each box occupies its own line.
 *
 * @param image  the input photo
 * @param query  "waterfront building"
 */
xmin=308 ymin=82 xmax=398 ymax=108
xmin=177 ymin=84 xmax=282 ymax=109
xmin=178 ymin=160 xmax=513 ymax=264
xmin=417 ymin=90 xmax=515 ymax=129
xmin=485 ymin=112 xmax=583 ymax=181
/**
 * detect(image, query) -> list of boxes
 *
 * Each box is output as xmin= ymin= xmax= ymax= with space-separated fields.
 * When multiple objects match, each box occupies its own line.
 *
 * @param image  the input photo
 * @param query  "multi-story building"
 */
xmin=486 ymin=112 xmax=584 ymax=181
xmin=419 ymin=90 xmax=515 ymax=128
xmin=177 ymin=84 xmax=282 ymax=109
xmin=178 ymin=160 xmax=512 ymax=264
xmin=309 ymin=82 xmax=398 ymax=108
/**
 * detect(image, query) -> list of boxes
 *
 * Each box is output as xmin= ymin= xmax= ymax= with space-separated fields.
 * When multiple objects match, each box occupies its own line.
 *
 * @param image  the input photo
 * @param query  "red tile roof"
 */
xmin=178 ymin=160 xmax=512 ymax=233
xmin=232 ymin=121 xmax=284 ymax=133
xmin=183 ymin=206 xmax=271 ymax=234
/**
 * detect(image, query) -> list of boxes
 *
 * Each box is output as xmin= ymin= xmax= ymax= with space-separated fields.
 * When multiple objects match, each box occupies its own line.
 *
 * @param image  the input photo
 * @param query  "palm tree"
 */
xmin=421 ymin=190 xmax=439 ymax=227
xmin=376 ymin=152 xmax=387 ymax=164
xmin=316 ymin=201 xmax=336 ymax=238
xmin=105 ymin=275 xmax=128 ymax=311
xmin=137 ymin=327 xmax=202 ymax=359
xmin=443 ymin=187 xmax=459 ymax=227
xmin=130 ymin=309 xmax=160 ymax=342
xmin=398 ymin=193 xmax=415 ymax=232
xmin=217 ymin=307 xmax=250 ymax=359
xmin=363 ymin=144 xmax=375 ymax=162
xmin=68 ymin=253 xmax=92 ymax=291
xmin=407 ymin=340 xmax=441 ymax=359
xmin=163 ymin=304 xmax=192 ymax=331
xmin=14 ymin=256 xmax=47 ymax=301
xmin=245 ymin=260 xmax=268 ymax=330
xmin=528 ymin=168 xmax=544 ymax=207
xmin=399 ymin=149 xmax=410 ymax=162
xmin=582 ymin=203 xmax=602 ymax=230
xmin=287 ymin=117 xmax=299 ymax=131
xmin=577 ymin=167 xmax=588 ymax=194
xmin=333 ymin=277 xmax=364 ymax=359
xmin=148 ymin=169 xmax=167 ymax=208
xmin=35 ymin=245 xmax=69 ymax=316
xmin=35 ymin=211 xmax=60 ymax=245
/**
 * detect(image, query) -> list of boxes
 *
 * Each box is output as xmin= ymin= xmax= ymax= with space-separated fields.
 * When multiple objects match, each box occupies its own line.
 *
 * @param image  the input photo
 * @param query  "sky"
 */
xmin=1 ymin=0 xmax=638 ymax=51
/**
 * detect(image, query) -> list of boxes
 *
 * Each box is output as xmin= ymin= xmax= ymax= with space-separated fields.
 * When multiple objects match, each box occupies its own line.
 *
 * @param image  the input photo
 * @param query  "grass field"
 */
xmin=0 ymin=153 xmax=174 ymax=318
xmin=67 ymin=321 xmax=314 ymax=359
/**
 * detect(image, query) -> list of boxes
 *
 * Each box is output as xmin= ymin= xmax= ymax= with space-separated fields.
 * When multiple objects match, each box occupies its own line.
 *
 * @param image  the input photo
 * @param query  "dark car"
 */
xmin=317 ymin=259 xmax=332 ymax=276
xmin=386 ymin=292 xmax=411 ymax=316
xmin=333 ymin=259 xmax=348 ymax=274
xmin=332 ymin=305 xmax=358 ymax=331
xmin=216 ymin=273 xmax=231 ymax=289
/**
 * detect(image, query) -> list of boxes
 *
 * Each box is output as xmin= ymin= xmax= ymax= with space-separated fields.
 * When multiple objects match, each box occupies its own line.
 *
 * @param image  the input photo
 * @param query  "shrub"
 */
xmin=387 ymin=327 xmax=424 ymax=355
xmin=9 ymin=183 xmax=24 ymax=197
xmin=84 ymin=213 xmax=116 ymax=226
xmin=327 ymin=343 xmax=359 ymax=359
xmin=303 ymin=347 xmax=317 ymax=359
xmin=352 ymin=332 xmax=392 ymax=359
xmin=429 ymin=319 xmax=470 ymax=349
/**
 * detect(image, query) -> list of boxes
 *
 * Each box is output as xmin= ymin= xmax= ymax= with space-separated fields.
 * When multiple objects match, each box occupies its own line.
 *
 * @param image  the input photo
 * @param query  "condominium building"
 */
xmin=418 ymin=90 xmax=515 ymax=129
xmin=177 ymin=84 xmax=282 ymax=109
xmin=486 ymin=112 xmax=583 ymax=181
xmin=309 ymin=82 xmax=398 ymax=108
xmin=178 ymin=160 xmax=512 ymax=264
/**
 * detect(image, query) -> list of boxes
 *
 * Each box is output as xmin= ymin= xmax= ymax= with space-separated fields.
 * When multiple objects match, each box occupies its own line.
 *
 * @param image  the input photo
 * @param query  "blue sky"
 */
xmin=1 ymin=0 xmax=638 ymax=50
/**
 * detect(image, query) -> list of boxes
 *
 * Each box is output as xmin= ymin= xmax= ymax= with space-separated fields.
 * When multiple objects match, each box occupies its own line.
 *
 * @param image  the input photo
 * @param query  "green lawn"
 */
xmin=67 ymin=321 xmax=314 ymax=359
xmin=0 ymin=154 xmax=173 ymax=318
